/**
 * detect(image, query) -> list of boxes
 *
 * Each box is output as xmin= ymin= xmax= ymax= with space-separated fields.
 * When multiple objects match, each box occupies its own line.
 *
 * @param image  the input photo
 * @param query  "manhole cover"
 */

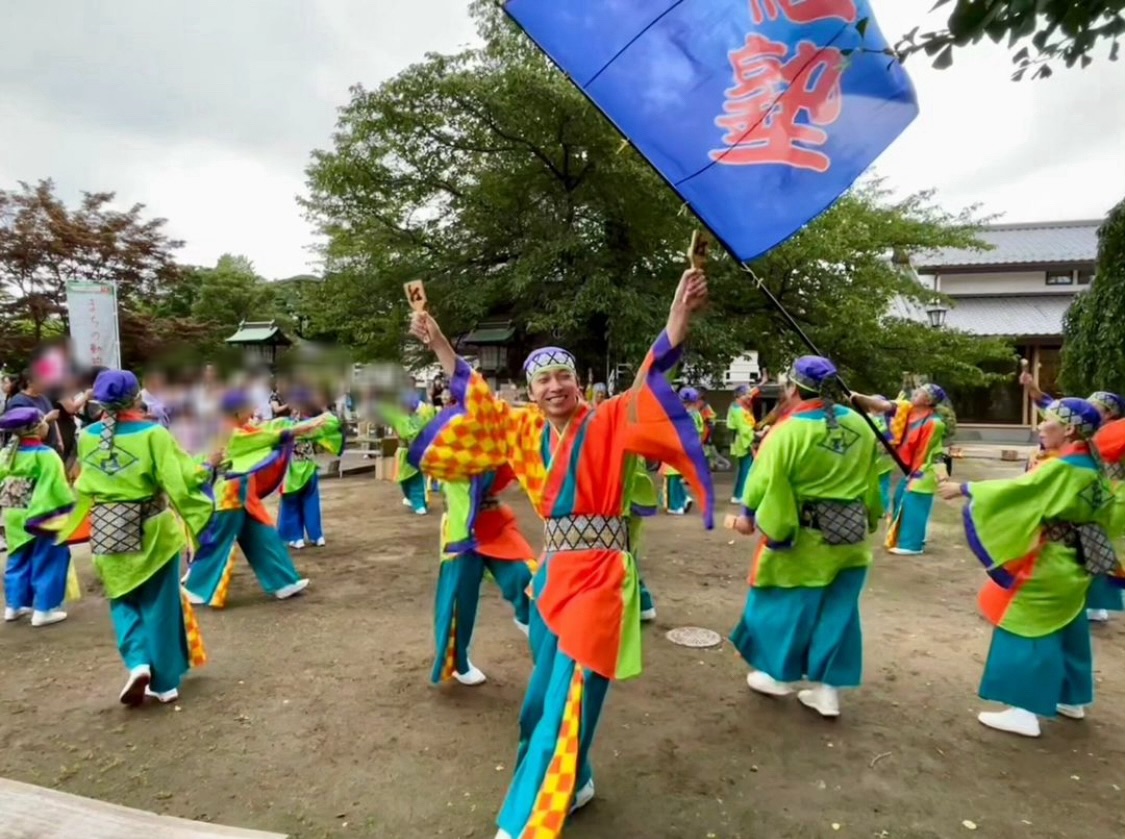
xmin=665 ymin=627 xmax=722 ymax=648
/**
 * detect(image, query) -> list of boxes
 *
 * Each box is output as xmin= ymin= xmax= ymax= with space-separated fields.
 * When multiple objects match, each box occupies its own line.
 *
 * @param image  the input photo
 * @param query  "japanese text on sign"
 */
xmin=712 ymin=0 xmax=858 ymax=173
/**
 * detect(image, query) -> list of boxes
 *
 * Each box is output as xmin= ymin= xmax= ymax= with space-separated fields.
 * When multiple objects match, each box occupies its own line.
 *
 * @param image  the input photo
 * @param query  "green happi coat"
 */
xmin=1 ymin=441 xmax=75 ymax=554
xmin=964 ymin=445 xmax=1119 ymax=637
xmin=62 ymin=418 xmax=215 ymax=599
xmin=742 ymin=402 xmax=883 ymax=588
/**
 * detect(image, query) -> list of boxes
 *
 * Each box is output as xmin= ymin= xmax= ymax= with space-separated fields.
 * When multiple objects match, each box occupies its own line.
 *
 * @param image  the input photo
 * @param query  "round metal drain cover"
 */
xmin=665 ymin=627 xmax=722 ymax=648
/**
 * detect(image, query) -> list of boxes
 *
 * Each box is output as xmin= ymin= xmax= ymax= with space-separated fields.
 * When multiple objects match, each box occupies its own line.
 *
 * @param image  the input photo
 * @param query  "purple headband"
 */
xmin=679 ymin=387 xmax=700 ymax=403
xmin=523 ymin=347 xmax=576 ymax=384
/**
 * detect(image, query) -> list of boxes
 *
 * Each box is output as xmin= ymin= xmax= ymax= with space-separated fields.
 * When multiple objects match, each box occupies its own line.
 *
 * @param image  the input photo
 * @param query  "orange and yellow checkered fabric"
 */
xmin=889 ymin=399 xmax=911 ymax=448
xmin=420 ymin=373 xmax=550 ymax=512
xmin=211 ymin=546 xmax=239 ymax=609
xmin=520 ymin=669 xmax=584 ymax=839
xmin=441 ymin=609 xmax=458 ymax=682
xmin=182 ymin=595 xmax=208 ymax=668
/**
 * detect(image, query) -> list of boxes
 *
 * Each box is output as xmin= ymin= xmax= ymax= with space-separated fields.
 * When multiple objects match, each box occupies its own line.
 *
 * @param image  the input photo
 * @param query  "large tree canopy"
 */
xmin=898 ymin=0 xmax=1124 ymax=79
xmin=0 ymin=179 xmax=203 ymax=367
xmin=302 ymin=1 xmax=1012 ymax=394
xmin=1060 ymin=197 xmax=1125 ymax=396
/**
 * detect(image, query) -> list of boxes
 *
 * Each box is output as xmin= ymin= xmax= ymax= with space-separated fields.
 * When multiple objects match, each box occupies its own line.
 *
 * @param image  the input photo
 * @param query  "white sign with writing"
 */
xmin=65 ymin=281 xmax=121 ymax=370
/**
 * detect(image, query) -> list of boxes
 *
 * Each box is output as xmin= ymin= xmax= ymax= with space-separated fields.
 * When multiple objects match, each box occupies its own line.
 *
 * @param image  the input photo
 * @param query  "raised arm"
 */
xmin=850 ymin=392 xmax=895 ymax=414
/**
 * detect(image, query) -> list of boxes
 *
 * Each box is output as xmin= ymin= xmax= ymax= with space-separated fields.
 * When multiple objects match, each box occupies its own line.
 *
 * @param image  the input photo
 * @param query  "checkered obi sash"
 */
xmin=1042 ymin=520 xmax=1120 ymax=577
xmin=544 ymin=515 xmax=629 ymax=554
xmin=798 ymin=500 xmax=869 ymax=546
xmin=91 ymin=496 xmax=168 ymax=556
xmin=0 ymin=477 xmax=34 ymax=510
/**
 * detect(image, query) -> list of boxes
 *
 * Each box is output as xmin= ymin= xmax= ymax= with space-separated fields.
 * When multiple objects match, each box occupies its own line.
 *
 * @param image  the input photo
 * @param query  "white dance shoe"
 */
xmin=746 ymin=671 xmax=793 ymax=697
xmin=640 ymin=608 xmax=657 ymax=622
xmin=288 ymin=540 xmax=306 ymax=550
xmin=31 ymin=609 xmax=67 ymax=627
xmin=1056 ymin=704 xmax=1086 ymax=720
xmin=275 ymin=579 xmax=310 ymax=600
xmin=1087 ymin=608 xmax=1110 ymax=623
xmin=120 ymin=665 xmax=152 ymax=707
xmin=978 ymin=707 xmax=1040 ymax=737
xmin=146 ymin=686 xmax=180 ymax=704
xmin=454 ymin=663 xmax=487 ymax=686
xmin=513 ymin=619 xmax=530 ymax=637
xmin=4 ymin=607 xmax=32 ymax=622
xmin=798 ymin=684 xmax=841 ymax=718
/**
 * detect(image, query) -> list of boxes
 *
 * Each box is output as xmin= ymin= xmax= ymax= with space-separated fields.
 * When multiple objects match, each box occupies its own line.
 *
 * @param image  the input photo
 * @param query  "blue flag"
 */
xmin=504 ymin=0 xmax=918 ymax=263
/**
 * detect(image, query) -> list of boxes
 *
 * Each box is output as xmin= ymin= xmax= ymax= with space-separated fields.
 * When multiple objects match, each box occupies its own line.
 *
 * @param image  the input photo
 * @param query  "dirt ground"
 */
xmin=1 ymin=461 xmax=1123 ymax=839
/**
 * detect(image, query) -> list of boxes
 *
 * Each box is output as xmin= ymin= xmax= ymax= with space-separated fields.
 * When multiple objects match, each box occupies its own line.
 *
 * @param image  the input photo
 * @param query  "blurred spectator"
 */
xmin=5 ymin=370 xmax=61 ymax=453
xmin=140 ymin=368 xmax=171 ymax=428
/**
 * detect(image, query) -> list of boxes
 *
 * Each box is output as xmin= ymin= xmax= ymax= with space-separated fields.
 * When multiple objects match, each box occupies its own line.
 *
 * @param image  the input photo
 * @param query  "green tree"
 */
xmin=302 ymin=1 xmax=1012 ymax=394
xmin=188 ymin=254 xmax=280 ymax=334
xmin=1060 ymin=198 xmax=1125 ymax=395
xmin=898 ymin=0 xmax=1124 ymax=79
xmin=0 ymin=178 xmax=196 ymax=367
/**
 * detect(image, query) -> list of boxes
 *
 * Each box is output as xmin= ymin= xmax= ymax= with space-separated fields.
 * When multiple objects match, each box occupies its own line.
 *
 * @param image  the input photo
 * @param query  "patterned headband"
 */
xmin=1088 ymin=391 xmax=1125 ymax=420
xmin=523 ymin=347 xmax=576 ymax=385
xmin=919 ymin=383 xmax=947 ymax=405
xmin=1045 ymin=398 xmax=1101 ymax=439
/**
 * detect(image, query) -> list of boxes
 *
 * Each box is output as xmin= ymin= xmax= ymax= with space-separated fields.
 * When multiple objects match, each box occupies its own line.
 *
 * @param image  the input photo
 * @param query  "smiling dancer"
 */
xmin=407 ymin=268 xmax=712 ymax=839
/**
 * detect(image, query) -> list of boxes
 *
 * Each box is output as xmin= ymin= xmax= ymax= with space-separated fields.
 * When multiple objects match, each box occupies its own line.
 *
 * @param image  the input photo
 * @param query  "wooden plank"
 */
xmin=0 ymin=777 xmax=286 ymax=839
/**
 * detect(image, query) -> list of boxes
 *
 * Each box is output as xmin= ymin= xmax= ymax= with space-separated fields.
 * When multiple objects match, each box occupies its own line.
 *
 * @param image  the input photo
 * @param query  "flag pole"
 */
xmin=499 ymin=2 xmax=912 ymax=477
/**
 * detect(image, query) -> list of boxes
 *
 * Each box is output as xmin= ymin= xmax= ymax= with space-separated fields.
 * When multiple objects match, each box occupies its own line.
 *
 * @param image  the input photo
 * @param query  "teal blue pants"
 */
xmin=665 ymin=475 xmax=690 ymax=513
xmin=400 ymin=473 xmax=427 ymax=514
xmin=1086 ymin=575 xmax=1124 ymax=612
xmin=730 ymin=567 xmax=867 ymax=687
xmin=431 ymin=551 xmax=532 ymax=683
xmin=732 ymin=455 xmax=753 ymax=502
xmin=878 ymin=473 xmax=892 ymax=515
xmin=979 ymin=612 xmax=1093 ymax=716
xmin=890 ymin=480 xmax=934 ymax=552
xmin=183 ymin=510 xmax=302 ymax=605
xmin=497 ymin=573 xmax=611 ymax=836
xmin=110 ymin=559 xmax=190 ymax=693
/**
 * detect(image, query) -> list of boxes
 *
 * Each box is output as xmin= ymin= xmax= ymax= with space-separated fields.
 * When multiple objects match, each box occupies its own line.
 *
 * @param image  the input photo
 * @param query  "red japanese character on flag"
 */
xmin=711 ymin=35 xmax=844 ymax=173
xmin=749 ymin=0 xmax=857 ymax=25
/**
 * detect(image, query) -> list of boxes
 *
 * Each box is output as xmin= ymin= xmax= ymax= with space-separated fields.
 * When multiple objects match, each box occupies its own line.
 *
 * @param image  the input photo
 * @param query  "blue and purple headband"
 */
xmin=789 ymin=356 xmax=837 ymax=394
xmin=1045 ymin=397 xmax=1102 ymax=439
xmin=523 ymin=347 xmax=576 ymax=385
xmin=679 ymin=387 xmax=701 ymax=404
xmin=1087 ymin=391 xmax=1125 ymax=420
xmin=93 ymin=370 xmax=141 ymax=410
xmin=917 ymin=383 xmax=947 ymax=405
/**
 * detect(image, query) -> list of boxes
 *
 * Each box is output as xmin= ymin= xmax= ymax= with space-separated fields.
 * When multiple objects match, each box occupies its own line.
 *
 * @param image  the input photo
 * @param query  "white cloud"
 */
xmin=0 ymin=0 xmax=1120 ymax=279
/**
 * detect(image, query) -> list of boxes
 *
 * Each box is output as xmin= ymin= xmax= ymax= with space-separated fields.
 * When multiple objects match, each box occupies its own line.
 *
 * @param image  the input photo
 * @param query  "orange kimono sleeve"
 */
xmin=603 ymin=331 xmax=715 ymax=529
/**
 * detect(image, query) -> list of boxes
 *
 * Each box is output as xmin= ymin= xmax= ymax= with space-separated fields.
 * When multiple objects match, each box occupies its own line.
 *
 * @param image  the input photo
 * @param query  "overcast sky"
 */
xmin=2 ymin=1 xmax=1121 ymax=279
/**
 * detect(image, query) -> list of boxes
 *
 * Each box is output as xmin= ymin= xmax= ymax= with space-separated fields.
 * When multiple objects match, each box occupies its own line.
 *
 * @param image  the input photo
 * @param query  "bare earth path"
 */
xmin=1 ymin=462 xmax=1122 ymax=838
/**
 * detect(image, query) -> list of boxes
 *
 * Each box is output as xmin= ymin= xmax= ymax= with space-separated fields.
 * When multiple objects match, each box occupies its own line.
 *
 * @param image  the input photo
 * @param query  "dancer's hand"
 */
xmin=937 ymin=480 xmax=963 ymax=501
xmin=733 ymin=515 xmax=755 ymax=535
xmin=207 ymin=448 xmax=226 ymax=468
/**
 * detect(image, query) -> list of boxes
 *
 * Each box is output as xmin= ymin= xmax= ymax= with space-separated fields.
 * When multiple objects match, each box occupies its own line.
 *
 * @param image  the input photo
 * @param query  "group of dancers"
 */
xmin=1 ymin=371 xmax=343 ymax=704
xmin=3 ymin=262 xmax=1124 ymax=838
